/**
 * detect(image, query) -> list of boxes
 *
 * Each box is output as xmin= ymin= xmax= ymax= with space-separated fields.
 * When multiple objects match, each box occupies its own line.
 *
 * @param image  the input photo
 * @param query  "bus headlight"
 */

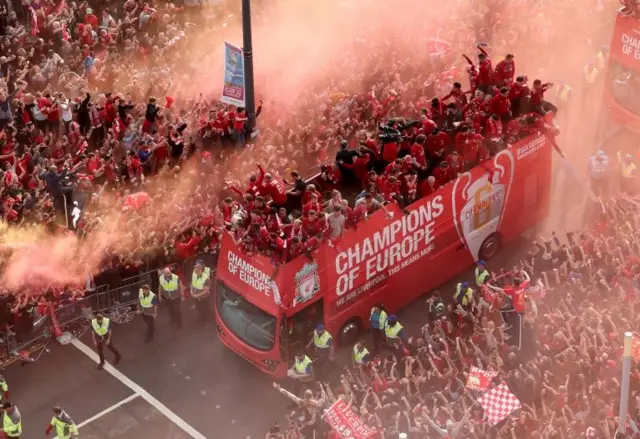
xmin=262 ymin=359 xmax=278 ymax=371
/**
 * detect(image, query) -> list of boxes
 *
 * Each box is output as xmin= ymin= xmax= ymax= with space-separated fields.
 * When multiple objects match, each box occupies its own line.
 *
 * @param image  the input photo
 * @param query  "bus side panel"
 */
xmin=320 ymin=134 xmax=552 ymax=335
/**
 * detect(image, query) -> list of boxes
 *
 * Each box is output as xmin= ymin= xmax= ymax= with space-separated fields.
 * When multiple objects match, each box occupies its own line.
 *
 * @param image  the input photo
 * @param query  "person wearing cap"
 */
xmin=384 ymin=315 xmax=407 ymax=350
xmin=45 ymin=406 xmax=78 ymax=439
xmin=475 ymin=260 xmax=491 ymax=288
xmin=191 ymin=260 xmax=212 ymax=323
xmin=287 ymin=352 xmax=314 ymax=392
xmin=454 ymin=281 xmax=474 ymax=308
xmin=306 ymin=324 xmax=334 ymax=378
xmin=369 ymin=304 xmax=387 ymax=355
xmin=587 ymin=150 xmax=610 ymax=198
xmin=2 ymin=402 xmax=21 ymax=438
xmin=158 ymin=266 xmax=183 ymax=329
xmin=91 ymin=313 xmax=121 ymax=370
xmin=352 ymin=341 xmax=371 ymax=367
xmin=138 ymin=284 xmax=158 ymax=343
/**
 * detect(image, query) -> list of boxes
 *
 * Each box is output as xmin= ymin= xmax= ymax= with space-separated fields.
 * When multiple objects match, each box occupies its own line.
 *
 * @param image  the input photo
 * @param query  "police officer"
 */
xmin=0 ymin=375 xmax=9 ymax=404
xmin=287 ymin=352 xmax=314 ymax=394
xmin=583 ymin=62 xmax=599 ymax=106
xmin=307 ymin=324 xmax=334 ymax=378
xmin=475 ymin=261 xmax=490 ymax=288
xmin=91 ymin=313 xmax=121 ymax=370
xmin=2 ymin=402 xmax=21 ymax=438
xmin=191 ymin=261 xmax=212 ymax=324
xmin=454 ymin=281 xmax=474 ymax=309
xmin=45 ymin=406 xmax=78 ymax=439
xmin=588 ymin=150 xmax=610 ymax=198
xmin=618 ymin=151 xmax=637 ymax=195
xmin=158 ymin=267 xmax=183 ymax=329
xmin=352 ymin=341 xmax=371 ymax=367
xmin=369 ymin=304 xmax=387 ymax=355
xmin=138 ymin=284 xmax=158 ymax=343
xmin=384 ymin=315 xmax=407 ymax=352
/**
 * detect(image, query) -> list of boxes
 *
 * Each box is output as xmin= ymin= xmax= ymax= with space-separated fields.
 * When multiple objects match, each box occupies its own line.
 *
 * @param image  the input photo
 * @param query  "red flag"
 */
xmin=427 ymin=38 xmax=452 ymax=57
xmin=466 ymin=366 xmax=498 ymax=391
xmin=438 ymin=67 xmax=458 ymax=83
xmin=322 ymin=399 xmax=377 ymax=439
xmin=123 ymin=192 xmax=150 ymax=211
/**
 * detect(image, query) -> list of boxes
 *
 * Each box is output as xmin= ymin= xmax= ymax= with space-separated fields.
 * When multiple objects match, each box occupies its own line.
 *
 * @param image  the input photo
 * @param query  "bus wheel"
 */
xmin=479 ymin=233 xmax=500 ymax=261
xmin=339 ymin=319 xmax=361 ymax=346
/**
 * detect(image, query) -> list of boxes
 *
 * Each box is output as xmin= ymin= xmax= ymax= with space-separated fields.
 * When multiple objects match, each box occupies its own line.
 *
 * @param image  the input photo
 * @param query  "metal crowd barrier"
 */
xmin=55 ymin=268 xmax=161 ymax=327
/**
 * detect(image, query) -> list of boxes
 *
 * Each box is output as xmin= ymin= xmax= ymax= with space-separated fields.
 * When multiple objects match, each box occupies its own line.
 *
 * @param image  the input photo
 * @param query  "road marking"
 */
xmin=78 ymin=393 xmax=139 ymax=428
xmin=71 ymin=339 xmax=207 ymax=439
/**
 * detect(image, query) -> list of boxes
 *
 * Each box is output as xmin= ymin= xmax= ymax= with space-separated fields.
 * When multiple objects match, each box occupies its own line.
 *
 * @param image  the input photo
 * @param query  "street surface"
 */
xmin=2 ymin=235 xmax=541 ymax=439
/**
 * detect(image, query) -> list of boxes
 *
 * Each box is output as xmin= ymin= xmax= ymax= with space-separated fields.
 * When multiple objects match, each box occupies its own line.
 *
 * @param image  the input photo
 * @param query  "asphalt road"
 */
xmin=0 ymin=233 xmax=544 ymax=439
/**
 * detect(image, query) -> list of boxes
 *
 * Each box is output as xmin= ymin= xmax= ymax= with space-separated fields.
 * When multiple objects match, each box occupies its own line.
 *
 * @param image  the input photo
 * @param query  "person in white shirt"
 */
xmin=327 ymin=206 xmax=346 ymax=240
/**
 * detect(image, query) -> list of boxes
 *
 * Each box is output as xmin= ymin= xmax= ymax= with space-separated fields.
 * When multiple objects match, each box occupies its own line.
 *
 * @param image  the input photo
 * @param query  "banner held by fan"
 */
xmin=322 ymin=399 xmax=377 ymax=439
xmin=466 ymin=366 xmax=498 ymax=391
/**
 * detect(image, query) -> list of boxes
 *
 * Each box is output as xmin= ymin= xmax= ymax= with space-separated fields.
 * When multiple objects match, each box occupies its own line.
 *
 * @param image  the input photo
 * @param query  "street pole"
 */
xmin=241 ymin=0 xmax=256 ymax=135
xmin=618 ymin=331 xmax=633 ymax=434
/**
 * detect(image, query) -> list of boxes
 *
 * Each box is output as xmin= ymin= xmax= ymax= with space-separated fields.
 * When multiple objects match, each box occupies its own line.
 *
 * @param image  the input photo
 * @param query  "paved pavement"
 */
xmin=0 ymin=234 xmax=545 ymax=439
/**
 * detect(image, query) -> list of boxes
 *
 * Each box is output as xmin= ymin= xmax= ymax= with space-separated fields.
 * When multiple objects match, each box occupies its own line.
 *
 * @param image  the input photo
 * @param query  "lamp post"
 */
xmin=618 ymin=332 xmax=633 ymax=434
xmin=241 ymin=0 xmax=256 ymax=135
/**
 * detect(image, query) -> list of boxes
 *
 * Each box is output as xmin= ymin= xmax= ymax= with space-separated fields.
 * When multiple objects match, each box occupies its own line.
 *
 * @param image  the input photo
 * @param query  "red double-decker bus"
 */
xmin=213 ymin=130 xmax=554 ymax=377
xmin=601 ymin=8 xmax=640 ymax=154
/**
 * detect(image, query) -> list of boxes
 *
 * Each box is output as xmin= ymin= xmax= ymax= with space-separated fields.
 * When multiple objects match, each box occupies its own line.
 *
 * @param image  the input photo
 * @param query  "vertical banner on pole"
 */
xmin=221 ymin=42 xmax=246 ymax=107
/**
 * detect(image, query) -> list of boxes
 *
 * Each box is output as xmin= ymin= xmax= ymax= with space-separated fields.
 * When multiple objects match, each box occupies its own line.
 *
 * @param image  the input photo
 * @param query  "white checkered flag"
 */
xmin=478 ymin=383 xmax=522 ymax=425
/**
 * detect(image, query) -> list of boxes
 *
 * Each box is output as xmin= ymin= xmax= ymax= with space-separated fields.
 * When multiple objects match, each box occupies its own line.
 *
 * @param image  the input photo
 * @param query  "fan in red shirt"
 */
xmin=475 ymin=44 xmax=492 ymax=91
xmin=441 ymin=82 xmax=468 ymax=108
xmin=433 ymin=161 xmax=452 ymax=186
xmin=409 ymin=135 xmax=428 ymax=171
xmin=445 ymin=151 xmax=464 ymax=177
xmin=302 ymin=211 xmax=326 ymax=237
xmin=494 ymin=54 xmax=515 ymax=86
xmin=489 ymin=87 xmax=512 ymax=120
xmin=419 ymin=175 xmax=440 ymax=198
xmin=426 ymin=128 xmax=449 ymax=160
xmin=487 ymin=270 xmax=530 ymax=324
xmin=461 ymin=133 xmax=483 ymax=168
xmin=256 ymin=165 xmax=288 ymax=206
xmin=509 ymin=76 xmax=530 ymax=117
xmin=381 ymin=175 xmax=402 ymax=203
xmin=302 ymin=193 xmax=323 ymax=217
xmin=341 ymin=148 xmax=371 ymax=188
xmin=462 ymin=55 xmax=479 ymax=93
xmin=530 ymin=79 xmax=554 ymax=113
xmin=420 ymin=115 xmax=438 ymax=136
xmin=403 ymin=170 xmax=418 ymax=204
xmin=454 ymin=126 xmax=475 ymax=155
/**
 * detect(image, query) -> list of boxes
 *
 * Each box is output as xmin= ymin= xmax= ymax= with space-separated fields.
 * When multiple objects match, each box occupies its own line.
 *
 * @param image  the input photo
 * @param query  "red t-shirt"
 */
xmin=504 ymin=280 xmax=529 ymax=313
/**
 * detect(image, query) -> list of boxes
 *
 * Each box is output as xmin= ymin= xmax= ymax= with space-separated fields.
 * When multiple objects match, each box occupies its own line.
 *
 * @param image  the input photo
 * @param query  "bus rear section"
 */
xmin=596 ymin=9 xmax=640 ymax=188
xmin=214 ymin=130 xmax=553 ymax=377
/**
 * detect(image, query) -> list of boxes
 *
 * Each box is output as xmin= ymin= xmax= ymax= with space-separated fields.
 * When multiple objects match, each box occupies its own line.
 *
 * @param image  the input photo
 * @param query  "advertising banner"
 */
xmin=221 ymin=42 xmax=246 ymax=107
xmin=323 ymin=130 xmax=552 ymax=314
xmin=322 ymin=399 xmax=378 ymax=439
xmin=610 ymin=14 xmax=640 ymax=71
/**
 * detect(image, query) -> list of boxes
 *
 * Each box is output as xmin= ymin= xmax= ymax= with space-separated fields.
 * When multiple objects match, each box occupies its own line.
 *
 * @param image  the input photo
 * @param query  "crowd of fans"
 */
xmin=0 ymin=0 xmax=588 ymax=297
xmin=270 ymin=192 xmax=640 ymax=439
